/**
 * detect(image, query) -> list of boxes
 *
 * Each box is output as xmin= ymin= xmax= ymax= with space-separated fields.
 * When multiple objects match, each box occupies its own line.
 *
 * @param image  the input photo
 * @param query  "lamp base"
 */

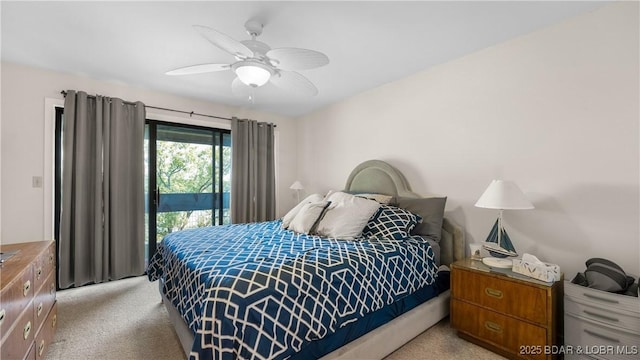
xmin=482 ymin=257 xmax=513 ymax=268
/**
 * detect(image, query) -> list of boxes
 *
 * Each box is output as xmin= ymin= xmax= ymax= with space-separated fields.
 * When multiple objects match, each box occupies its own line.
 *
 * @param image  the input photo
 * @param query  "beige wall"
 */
xmin=0 ymin=62 xmax=299 ymax=244
xmin=296 ymin=3 xmax=640 ymax=277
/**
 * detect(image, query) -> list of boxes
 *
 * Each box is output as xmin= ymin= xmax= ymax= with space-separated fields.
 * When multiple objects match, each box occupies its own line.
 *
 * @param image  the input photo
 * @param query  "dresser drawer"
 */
xmin=26 ymin=342 xmax=37 ymax=360
xmin=0 ymin=266 xmax=34 ymax=340
xmin=565 ymin=296 xmax=639 ymax=334
xmin=34 ymin=301 xmax=57 ymax=359
xmin=452 ymin=298 xmax=548 ymax=359
xmin=33 ymin=243 xmax=55 ymax=292
xmin=33 ymin=272 xmax=56 ymax=335
xmin=565 ymin=312 xmax=640 ymax=360
xmin=564 ymin=281 xmax=639 ymax=316
xmin=1 ymin=299 xmax=35 ymax=360
xmin=452 ymin=268 xmax=549 ymax=325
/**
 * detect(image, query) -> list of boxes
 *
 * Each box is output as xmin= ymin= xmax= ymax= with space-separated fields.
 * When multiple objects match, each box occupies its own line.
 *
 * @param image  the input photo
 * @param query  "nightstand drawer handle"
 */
xmin=583 ymin=292 xmax=619 ymax=304
xmin=36 ymin=267 xmax=43 ymax=280
xmin=484 ymin=321 xmax=503 ymax=333
xmin=583 ymin=310 xmax=619 ymax=323
xmin=23 ymin=321 xmax=31 ymax=340
xmin=0 ymin=309 xmax=5 ymax=326
xmin=37 ymin=302 xmax=43 ymax=317
xmin=52 ymin=314 xmax=57 ymax=328
xmin=485 ymin=287 xmax=503 ymax=299
xmin=584 ymin=329 xmax=620 ymax=343
xmin=49 ymin=253 xmax=54 ymax=263
xmin=23 ymin=280 xmax=31 ymax=296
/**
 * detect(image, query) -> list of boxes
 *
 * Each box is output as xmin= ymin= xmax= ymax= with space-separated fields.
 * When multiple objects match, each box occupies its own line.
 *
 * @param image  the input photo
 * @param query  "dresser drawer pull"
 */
xmin=0 ymin=309 xmax=5 ymax=326
xmin=584 ymin=329 xmax=620 ymax=343
xmin=583 ymin=310 xmax=619 ymax=323
xmin=23 ymin=280 xmax=31 ymax=296
xmin=23 ymin=321 xmax=31 ymax=340
xmin=37 ymin=302 xmax=44 ymax=317
xmin=52 ymin=314 xmax=57 ymax=328
xmin=36 ymin=267 xmax=43 ymax=280
xmin=484 ymin=321 xmax=503 ymax=333
xmin=49 ymin=253 xmax=54 ymax=263
xmin=38 ymin=339 xmax=45 ymax=357
xmin=50 ymin=282 xmax=55 ymax=295
xmin=583 ymin=292 xmax=619 ymax=304
xmin=485 ymin=287 xmax=503 ymax=299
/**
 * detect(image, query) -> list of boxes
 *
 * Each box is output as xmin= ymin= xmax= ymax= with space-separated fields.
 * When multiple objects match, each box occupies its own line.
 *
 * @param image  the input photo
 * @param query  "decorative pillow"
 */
xmin=315 ymin=192 xmax=381 ymax=240
xmin=282 ymin=193 xmax=324 ymax=229
xmin=396 ymin=196 xmax=447 ymax=242
xmin=288 ymin=201 xmax=331 ymax=235
xmin=362 ymin=205 xmax=422 ymax=240
xmin=352 ymin=193 xmax=395 ymax=205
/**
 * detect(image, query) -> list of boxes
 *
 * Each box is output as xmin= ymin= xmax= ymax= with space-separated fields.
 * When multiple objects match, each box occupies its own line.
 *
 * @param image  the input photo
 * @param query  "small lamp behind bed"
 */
xmin=290 ymin=181 xmax=304 ymax=203
xmin=475 ymin=180 xmax=534 ymax=267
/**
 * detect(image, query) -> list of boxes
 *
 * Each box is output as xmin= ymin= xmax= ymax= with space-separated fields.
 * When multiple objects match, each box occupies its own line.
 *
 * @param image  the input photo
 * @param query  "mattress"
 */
xmin=147 ymin=220 xmax=440 ymax=360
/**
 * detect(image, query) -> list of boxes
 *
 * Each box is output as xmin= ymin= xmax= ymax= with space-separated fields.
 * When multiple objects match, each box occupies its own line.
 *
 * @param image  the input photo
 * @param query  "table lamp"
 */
xmin=475 ymin=180 xmax=534 ymax=266
xmin=290 ymin=181 xmax=304 ymax=203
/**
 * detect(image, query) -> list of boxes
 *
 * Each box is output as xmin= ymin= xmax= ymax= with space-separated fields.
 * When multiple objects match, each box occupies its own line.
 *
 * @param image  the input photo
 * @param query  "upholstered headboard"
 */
xmin=344 ymin=160 xmax=465 ymax=266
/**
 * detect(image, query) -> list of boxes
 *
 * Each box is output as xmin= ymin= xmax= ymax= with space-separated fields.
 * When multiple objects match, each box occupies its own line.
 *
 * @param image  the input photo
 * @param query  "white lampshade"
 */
xmin=235 ymin=62 xmax=271 ymax=87
xmin=289 ymin=181 xmax=304 ymax=190
xmin=475 ymin=180 xmax=534 ymax=210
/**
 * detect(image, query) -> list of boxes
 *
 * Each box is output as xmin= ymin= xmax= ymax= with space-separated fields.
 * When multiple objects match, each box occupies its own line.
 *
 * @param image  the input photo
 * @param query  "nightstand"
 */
xmin=450 ymin=258 xmax=563 ymax=360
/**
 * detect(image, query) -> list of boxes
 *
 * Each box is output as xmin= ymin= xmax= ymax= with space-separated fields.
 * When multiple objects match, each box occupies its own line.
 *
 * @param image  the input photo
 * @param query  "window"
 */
xmin=54 ymin=110 xmax=231 ymax=265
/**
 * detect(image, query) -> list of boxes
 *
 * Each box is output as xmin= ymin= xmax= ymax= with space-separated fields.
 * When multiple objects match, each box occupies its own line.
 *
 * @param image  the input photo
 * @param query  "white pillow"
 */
xmin=282 ymin=193 xmax=323 ymax=229
xmin=315 ymin=192 xmax=381 ymax=239
xmin=288 ymin=201 xmax=330 ymax=234
xmin=354 ymin=193 xmax=395 ymax=204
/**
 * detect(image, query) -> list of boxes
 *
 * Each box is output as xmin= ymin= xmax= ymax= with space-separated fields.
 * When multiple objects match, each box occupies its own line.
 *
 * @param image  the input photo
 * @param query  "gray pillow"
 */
xmin=396 ymin=196 xmax=447 ymax=242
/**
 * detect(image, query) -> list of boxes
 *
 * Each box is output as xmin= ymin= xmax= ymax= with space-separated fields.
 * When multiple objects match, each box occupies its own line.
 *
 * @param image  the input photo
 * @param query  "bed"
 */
xmin=148 ymin=160 xmax=465 ymax=359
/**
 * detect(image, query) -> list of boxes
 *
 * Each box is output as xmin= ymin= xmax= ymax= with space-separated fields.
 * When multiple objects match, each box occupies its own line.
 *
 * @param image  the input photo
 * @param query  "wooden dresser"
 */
xmin=451 ymin=258 xmax=563 ymax=360
xmin=1 ymin=241 xmax=57 ymax=360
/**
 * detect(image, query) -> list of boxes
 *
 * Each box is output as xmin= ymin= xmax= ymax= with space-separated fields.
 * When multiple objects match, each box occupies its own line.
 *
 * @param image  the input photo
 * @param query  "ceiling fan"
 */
xmin=166 ymin=20 xmax=329 ymax=98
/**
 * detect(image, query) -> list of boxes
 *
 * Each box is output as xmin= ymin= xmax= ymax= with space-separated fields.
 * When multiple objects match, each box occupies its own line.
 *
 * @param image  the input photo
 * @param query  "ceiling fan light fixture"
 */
xmin=234 ymin=61 xmax=272 ymax=87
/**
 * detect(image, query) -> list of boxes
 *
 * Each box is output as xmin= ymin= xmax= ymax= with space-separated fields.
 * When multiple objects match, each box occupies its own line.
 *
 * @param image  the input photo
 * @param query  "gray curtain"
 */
xmin=59 ymin=90 xmax=145 ymax=289
xmin=231 ymin=117 xmax=276 ymax=223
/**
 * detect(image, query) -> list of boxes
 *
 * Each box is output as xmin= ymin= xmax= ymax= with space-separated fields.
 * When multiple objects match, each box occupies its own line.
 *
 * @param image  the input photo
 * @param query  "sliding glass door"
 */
xmin=145 ymin=121 xmax=231 ymax=262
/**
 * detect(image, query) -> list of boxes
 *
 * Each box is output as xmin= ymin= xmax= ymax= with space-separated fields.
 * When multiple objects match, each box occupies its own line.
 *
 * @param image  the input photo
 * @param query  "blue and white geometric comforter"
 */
xmin=147 ymin=220 xmax=437 ymax=360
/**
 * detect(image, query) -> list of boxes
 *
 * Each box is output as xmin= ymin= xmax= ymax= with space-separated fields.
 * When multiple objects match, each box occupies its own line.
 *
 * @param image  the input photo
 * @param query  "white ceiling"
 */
xmin=1 ymin=1 xmax=605 ymax=117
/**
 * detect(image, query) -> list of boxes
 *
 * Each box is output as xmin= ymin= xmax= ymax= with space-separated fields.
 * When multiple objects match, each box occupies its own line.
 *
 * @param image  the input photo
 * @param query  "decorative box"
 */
xmin=512 ymin=254 xmax=561 ymax=283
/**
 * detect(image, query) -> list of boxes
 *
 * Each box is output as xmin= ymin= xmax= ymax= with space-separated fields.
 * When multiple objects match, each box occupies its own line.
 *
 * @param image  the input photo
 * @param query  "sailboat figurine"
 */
xmin=482 ymin=218 xmax=518 ymax=258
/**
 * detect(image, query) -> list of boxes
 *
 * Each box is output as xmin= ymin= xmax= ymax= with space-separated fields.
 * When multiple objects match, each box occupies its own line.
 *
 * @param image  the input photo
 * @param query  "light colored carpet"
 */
xmin=47 ymin=276 xmax=504 ymax=360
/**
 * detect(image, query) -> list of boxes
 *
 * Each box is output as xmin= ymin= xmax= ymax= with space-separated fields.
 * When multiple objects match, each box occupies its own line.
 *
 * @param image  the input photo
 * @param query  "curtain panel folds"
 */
xmin=231 ymin=117 xmax=276 ymax=223
xmin=59 ymin=90 xmax=145 ymax=289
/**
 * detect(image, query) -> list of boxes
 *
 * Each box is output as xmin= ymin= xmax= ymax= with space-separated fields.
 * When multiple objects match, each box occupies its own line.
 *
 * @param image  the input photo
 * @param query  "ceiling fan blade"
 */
xmin=270 ymin=71 xmax=318 ymax=96
xmin=193 ymin=25 xmax=253 ymax=59
xmin=166 ymin=63 xmax=230 ymax=76
xmin=267 ymin=48 xmax=329 ymax=70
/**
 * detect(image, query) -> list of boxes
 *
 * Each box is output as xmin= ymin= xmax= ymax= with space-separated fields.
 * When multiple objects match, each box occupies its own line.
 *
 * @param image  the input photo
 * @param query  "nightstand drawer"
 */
xmin=452 ymin=298 xmax=548 ymax=359
xmin=452 ymin=267 xmax=548 ymax=325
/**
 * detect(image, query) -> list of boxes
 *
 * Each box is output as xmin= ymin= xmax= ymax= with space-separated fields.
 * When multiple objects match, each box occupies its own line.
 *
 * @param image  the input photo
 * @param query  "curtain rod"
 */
xmin=60 ymin=90 xmax=234 ymax=122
